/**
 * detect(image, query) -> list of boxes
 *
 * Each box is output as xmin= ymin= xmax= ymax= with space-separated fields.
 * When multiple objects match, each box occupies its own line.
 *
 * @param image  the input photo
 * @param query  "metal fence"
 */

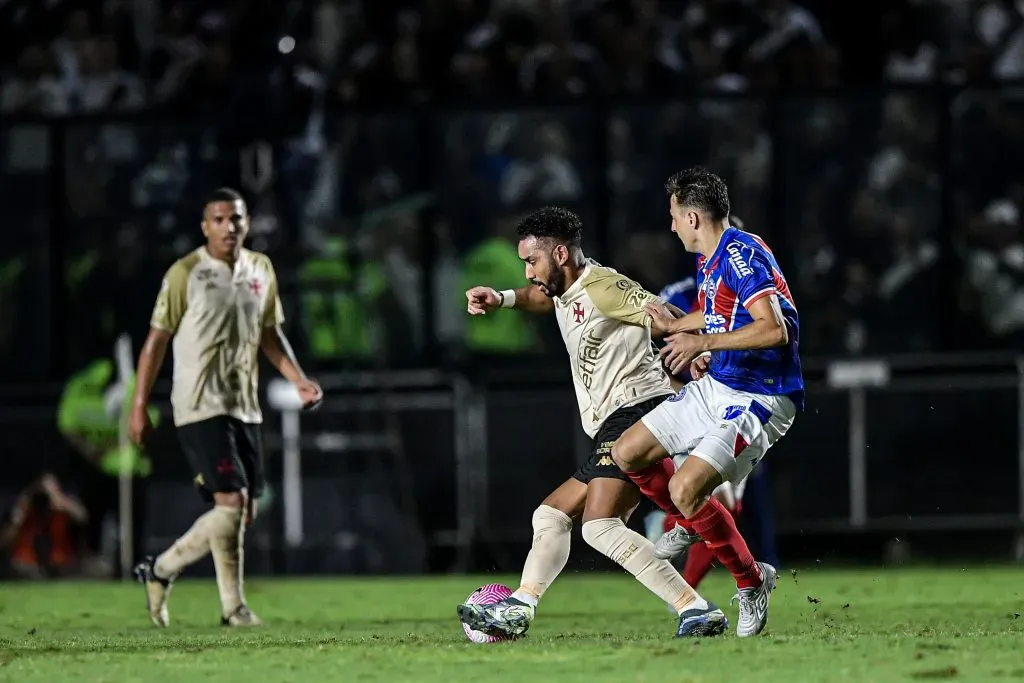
xmin=258 ymin=355 xmax=1024 ymax=572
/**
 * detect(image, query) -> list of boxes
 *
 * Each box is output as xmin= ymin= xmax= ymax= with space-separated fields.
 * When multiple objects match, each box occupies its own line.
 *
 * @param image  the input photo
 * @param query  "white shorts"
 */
xmin=647 ymin=375 xmax=796 ymax=485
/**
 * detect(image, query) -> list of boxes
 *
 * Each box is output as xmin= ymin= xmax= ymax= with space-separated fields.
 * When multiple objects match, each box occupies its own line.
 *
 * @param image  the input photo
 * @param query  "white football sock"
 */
xmin=514 ymin=505 xmax=573 ymax=606
xmin=582 ymin=517 xmax=707 ymax=614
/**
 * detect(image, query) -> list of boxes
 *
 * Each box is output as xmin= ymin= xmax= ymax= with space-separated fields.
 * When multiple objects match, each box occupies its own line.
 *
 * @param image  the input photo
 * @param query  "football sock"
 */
xmin=682 ymin=541 xmax=716 ymax=588
xmin=627 ymin=461 xmax=699 ymax=534
xmin=680 ymin=501 xmax=741 ymax=588
xmin=688 ymin=497 xmax=762 ymax=589
xmin=208 ymin=505 xmax=245 ymax=617
xmin=581 ymin=518 xmax=707 ymax=614
xmin=153 ymin=507 xmax=222 ymax=579
xmin=514 ymin=505 xmax=572 ymax=606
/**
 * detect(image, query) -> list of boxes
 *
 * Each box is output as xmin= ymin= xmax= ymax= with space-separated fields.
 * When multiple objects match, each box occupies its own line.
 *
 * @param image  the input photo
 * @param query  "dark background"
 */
xmin=2 ymin=0 xmax=1023 ymax=575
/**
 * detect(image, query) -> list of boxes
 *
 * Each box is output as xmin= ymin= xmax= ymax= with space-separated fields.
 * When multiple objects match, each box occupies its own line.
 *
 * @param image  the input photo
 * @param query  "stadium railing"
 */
xmin=263 ymin=353 xmax=1024 ymax=569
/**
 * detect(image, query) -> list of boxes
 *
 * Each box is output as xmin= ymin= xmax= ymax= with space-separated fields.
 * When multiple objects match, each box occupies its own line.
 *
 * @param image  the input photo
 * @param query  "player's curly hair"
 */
xmin=665 ymin=167 xmax=730 ymax=221
xmin=516 ymin=207 xmax=583 ymax=247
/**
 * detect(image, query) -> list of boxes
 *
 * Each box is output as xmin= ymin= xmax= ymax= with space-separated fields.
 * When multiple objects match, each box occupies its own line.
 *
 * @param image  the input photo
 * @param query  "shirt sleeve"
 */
xmin=586 ymin=271 xmax=663 ymax=327
xmin=150 ymin=263 xmax=189 ymax=333
xmin=263 ymin=260 xmax=285 ymax=327
xmin=726 ymin=242 xmax=777 ymax=310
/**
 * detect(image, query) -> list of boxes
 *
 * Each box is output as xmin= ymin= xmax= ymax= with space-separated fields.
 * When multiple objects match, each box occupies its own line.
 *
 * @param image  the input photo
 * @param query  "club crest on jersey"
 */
xmin=248 ymin=278 xmax=263 ymax=295
xmin=703 ymin=275 xmax=719 ymax=305
xmin=572 ymin=301 xmax=585 ymax=323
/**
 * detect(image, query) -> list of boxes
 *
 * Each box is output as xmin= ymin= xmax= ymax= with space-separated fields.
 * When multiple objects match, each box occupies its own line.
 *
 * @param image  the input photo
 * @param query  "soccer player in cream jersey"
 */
xmin=459 ymin=207 xmax=727 ymax=639
xmin=128 ymin=188 xmax=322 ymax=627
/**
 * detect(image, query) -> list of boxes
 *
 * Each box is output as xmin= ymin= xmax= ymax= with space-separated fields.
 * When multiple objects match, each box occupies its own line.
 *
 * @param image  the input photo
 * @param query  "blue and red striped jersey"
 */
xmin=695 ymin=228 xmax=804 ymax=409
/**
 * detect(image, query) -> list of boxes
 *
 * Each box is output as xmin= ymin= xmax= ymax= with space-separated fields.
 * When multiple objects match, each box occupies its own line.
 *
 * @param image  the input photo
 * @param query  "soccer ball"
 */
xmin=461 ymin=584 xmax=513 ymax=643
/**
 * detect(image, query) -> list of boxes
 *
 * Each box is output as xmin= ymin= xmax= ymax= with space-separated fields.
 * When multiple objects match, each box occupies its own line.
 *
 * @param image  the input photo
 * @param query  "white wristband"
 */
xmin=498 ymin=289 xmax=516 ymax=309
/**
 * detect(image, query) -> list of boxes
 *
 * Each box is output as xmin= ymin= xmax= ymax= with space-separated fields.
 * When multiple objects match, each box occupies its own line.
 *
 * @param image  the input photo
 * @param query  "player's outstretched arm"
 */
xmin=260 ymin=326 xmax=323 ymax=409
xmin=466 ymin=285 xmax=553 ymax=314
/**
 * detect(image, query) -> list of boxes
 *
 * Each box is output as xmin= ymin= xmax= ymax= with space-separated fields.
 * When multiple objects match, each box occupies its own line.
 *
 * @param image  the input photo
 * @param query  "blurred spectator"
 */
xmin=499 ymin=122 xmax=582 ymax=208
xmin=1 ymin=45 xmax=71 ymax=116
xmin=881 ymin=3 xmax=944 ymax=84
xmin=0 ymin=473 xmax=87 ymax=580
xmin=961 ymin=198 xmax=1024 ymax=346
xmin=972 ymin=0 xmax=1024 ymax=81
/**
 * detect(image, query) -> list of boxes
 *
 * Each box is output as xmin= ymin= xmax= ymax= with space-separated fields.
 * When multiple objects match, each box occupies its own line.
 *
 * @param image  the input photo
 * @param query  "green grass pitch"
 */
xmin=1 ymin=567 xmax=1022 ymax=683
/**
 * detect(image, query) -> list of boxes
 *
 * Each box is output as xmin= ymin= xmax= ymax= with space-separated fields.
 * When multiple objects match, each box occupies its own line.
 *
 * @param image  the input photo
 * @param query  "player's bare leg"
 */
xmin=579 ymin=477 xmax=726 ymax=638
xmin=457 ymin=478 xmax=585 ymax=637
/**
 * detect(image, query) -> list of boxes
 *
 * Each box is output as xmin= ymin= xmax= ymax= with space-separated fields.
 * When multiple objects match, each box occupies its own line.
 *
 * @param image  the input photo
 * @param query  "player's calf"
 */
xmin=208 ymin=493 xmax=251 ymax=622
xmin=138 ymin=499 xmax=242 ymax=627
xmin=581 ymin=517 xmax=724 ymax=638
xmin=513 ymin=505 xmax=573 ymax=607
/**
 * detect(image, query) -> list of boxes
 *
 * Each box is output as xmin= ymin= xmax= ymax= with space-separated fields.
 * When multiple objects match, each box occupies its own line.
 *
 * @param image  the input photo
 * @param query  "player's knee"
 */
xmin=610 ymin=427 xmax=652 ymax=473
xmin=668 ymin=473 xmax=703 ymax=519
xmin=213 ymin=489 xmax=246 ymax=510
xmin=532 ymin=505 xmax=573 ymax=539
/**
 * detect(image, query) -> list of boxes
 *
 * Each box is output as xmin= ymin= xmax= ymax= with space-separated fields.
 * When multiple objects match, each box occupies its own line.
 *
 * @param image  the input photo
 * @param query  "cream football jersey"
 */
xmin=553 ymin=260 xmax=673 ymax=438
xmin=151 ymin=247 xmax=284 ymax=426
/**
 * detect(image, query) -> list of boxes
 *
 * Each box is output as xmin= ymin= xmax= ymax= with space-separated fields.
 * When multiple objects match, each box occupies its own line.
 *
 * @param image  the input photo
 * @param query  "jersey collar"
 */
xmin=555 ymin=258 xmax=597 ymax=303
xmin=199 ymin=246 xmax=248 ymax=274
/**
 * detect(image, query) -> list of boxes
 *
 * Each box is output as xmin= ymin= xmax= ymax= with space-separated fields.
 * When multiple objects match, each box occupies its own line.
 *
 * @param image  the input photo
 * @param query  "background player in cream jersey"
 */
xmin=459 ymin=207 xmax=727 ymax=639
xmin=128 ymin=188 xmax=322 ymax=627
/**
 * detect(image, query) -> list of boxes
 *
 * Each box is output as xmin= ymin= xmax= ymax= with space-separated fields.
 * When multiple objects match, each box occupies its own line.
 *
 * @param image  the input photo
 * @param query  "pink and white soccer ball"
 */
xmin=461 ymin=584 xmax=513 ymax=643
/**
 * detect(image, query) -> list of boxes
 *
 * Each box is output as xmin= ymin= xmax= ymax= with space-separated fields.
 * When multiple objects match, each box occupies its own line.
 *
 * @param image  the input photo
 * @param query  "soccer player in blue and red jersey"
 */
xmin=647 ymin=215 xmax=781 ymax=593
xmin=613 ymin=167 xmax=803 ymax=638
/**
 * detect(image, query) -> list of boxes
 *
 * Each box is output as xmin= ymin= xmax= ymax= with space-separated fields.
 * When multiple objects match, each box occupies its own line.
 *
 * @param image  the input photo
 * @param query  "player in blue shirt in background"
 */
xmin=613 ymin=167 xmax=803 ymax=638
xmin=645 ymin=216 xmax=781 ymax=592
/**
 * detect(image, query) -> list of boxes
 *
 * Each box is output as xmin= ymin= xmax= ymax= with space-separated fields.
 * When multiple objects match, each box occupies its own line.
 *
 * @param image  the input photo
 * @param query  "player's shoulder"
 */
xmin=581 ymin=261 xmax=639 ymax=291
xmin=164 ymin=249 xmax=204 ymax=287
xmin=718 ymin=229 xmax=772 ymax=279
xmin=242 ymin=248 xmax=275 ymax=267
xmin=726 ymin=228 xmax=772 ymax=255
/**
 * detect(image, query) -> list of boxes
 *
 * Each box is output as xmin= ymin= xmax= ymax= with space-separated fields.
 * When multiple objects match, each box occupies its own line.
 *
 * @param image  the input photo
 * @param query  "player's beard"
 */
xmin=531 ymin=271 xmax=565 ymax=298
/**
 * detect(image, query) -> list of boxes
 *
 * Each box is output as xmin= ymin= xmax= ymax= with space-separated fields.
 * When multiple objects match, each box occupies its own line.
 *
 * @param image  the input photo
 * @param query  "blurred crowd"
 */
xmin=0 ymin=0 xmax=1023 ymax=383
xmin=5 ymin=0 xmax=1024 ymax=113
